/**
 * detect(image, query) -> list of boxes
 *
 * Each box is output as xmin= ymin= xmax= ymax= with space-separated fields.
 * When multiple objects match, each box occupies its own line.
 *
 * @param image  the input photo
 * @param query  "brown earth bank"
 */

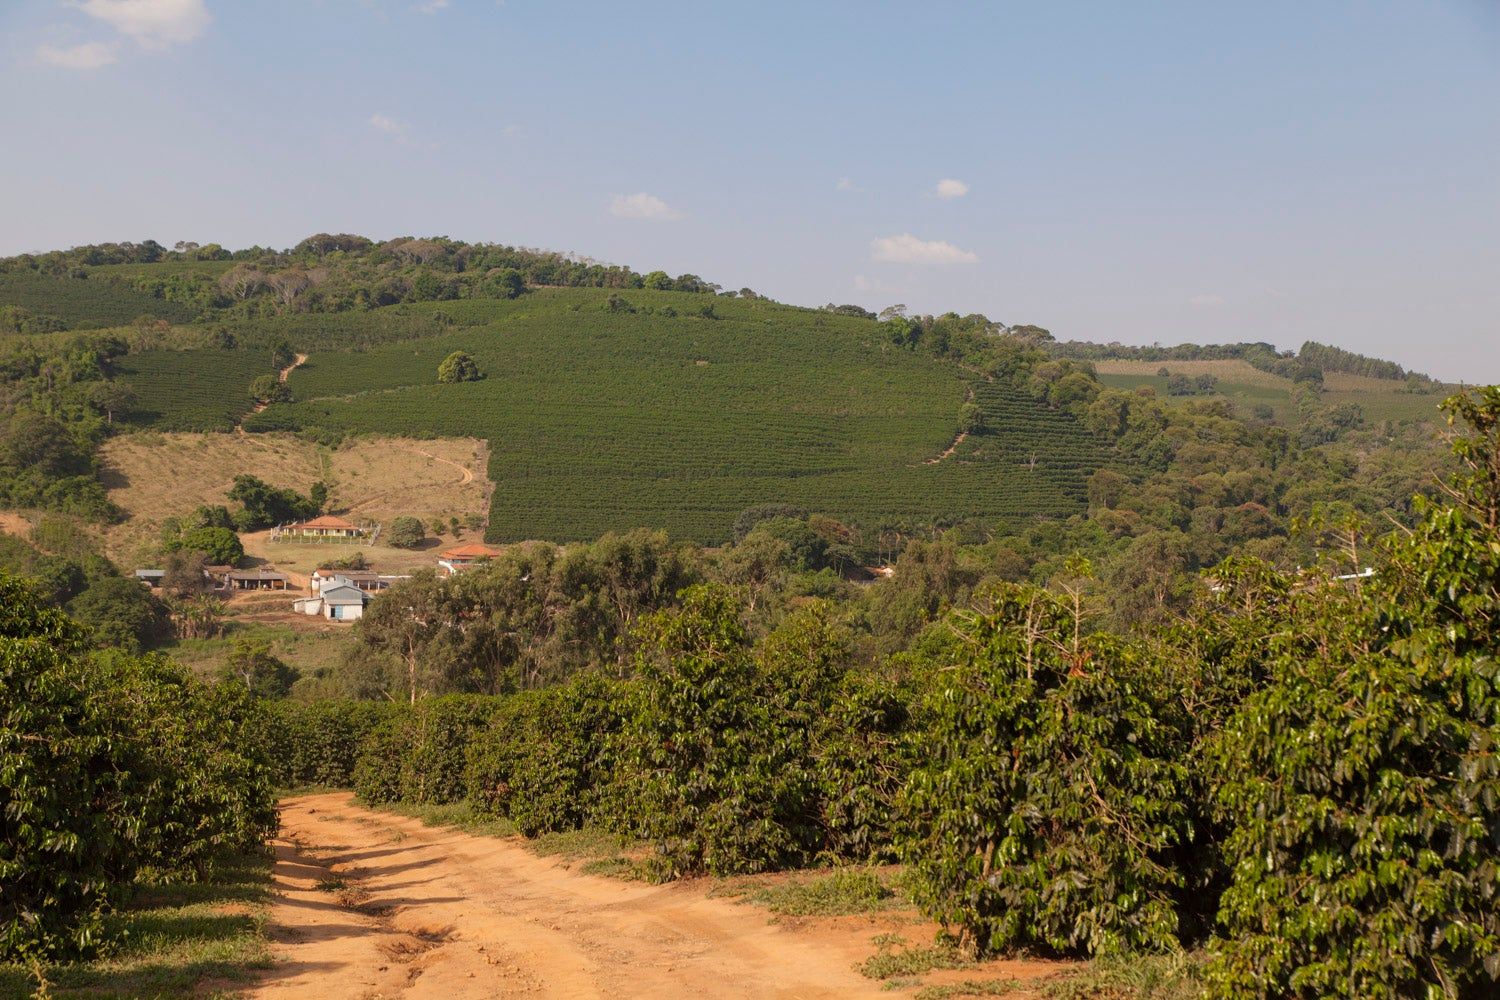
xmin=253 ymin=793 xmax=1064 ymax=999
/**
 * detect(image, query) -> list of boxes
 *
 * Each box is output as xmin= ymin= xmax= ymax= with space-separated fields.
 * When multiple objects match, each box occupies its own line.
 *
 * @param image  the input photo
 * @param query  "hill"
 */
xmin=118 ymin=288 xmax=1104 ymax=543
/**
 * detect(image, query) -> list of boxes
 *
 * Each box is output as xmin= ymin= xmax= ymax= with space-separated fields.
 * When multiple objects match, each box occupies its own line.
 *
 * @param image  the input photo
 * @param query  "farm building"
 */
xmin=133 ymin=568 xmax=164 ymax=588
xmin=226 ymin=569 xmax=290 ymax=591
xmin=310 ymin=568 xmax=409 ymax=593
xmin=293 ymin=578 xmax=372 ymax=621
xmin=438 ymin=543 xmax=504 ymax=576
xmin=202 ymin=564 xmax=235 ymax=588
xmin=276 ymin=515 xmax=365 ymax=540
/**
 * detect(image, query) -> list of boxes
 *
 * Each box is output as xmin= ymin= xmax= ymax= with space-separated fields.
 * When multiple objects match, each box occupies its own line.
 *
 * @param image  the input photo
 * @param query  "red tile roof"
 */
xmin=295 ymin=515 xmax=360 ymax=530
xmin=440 ymin=543 xmax=504 ymax=560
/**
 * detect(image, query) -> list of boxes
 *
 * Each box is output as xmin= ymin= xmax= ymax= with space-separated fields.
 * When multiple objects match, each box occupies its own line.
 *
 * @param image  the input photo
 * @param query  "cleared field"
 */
xmin=1095 ymin=358 xmax=1450 ymax=425
xmin=98 ymin=431 xmax=490 ymax=565
xmin=242 ymin=288 xmax=1103 ymax=543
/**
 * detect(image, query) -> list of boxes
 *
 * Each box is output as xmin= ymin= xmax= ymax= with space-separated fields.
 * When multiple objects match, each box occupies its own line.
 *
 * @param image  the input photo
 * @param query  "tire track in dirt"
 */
xmin=249 ymin=793 xmax=907 ymax=999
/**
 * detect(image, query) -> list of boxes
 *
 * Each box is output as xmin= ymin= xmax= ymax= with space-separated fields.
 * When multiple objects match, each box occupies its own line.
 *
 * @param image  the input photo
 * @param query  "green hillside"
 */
xmin=234 ymin=289 xmax=1101 ymax=542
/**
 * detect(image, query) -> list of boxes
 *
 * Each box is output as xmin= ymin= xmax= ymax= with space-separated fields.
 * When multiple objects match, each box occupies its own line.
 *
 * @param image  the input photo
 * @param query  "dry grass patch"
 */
xmin=98 ymin=431 xmax=490 ymax=564
xmin=1092 ymin=359 xmax=1289 ymax=390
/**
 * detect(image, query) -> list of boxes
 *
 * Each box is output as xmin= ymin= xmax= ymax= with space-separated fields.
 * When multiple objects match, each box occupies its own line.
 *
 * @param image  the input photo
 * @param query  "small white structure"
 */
xmin=292 ymin=574 xmax=374 ymax=622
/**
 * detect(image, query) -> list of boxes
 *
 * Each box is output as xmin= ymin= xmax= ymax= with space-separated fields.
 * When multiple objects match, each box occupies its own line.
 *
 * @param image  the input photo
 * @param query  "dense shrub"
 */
xmin=1205 ymin=389 xmax=1500 ymax=999
xmin=255 ymin=700 xmax=400 ymax=787
xmin=0 ymin=577 xmax=276 ymax=961
xmin=465 ymin=674 xmax=626 ymax=835
xmin=352 ymin=695 xmax=504 ymax=806
xmin=609 ymin=587 xmax=830 ymax=876
xmin=898 ymin=585 xmax=1194 ymax=957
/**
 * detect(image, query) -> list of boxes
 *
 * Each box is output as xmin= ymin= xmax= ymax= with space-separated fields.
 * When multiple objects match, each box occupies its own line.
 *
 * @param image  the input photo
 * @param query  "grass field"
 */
xmin=1095 ymin=358 xmax=1450 ymax=425
xmin=232 ymin=288 xmax=1103 ymax=543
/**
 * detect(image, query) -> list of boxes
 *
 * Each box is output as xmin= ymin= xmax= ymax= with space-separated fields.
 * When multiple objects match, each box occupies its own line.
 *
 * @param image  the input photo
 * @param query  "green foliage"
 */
xmin=743 ymin=868 xmax=898 ymax=916
xmin=464 ymin=674 xmax=625 ymax=835
xmin=386 ymin=515 xmax=426 ymax=548
xmin=899 ymin=585 xmax=1194 ymax=957
xmin=226 ymin=474 xmax=318 ymax=530
xmin=610 ymin=586 xmax=827 ymax=876
xmin=247 ymin=373 xmax=290 ymax=404
xmin=66 ymin=575 xmax=170 ymax=652
xmin=242 ymin=287 xmax=1103 ymax=543
xmin=115 ymin=350 xmax=274 ymax=431
xmin=0 ymin=271 xmax=200 ymax=329
xmin=0 ymin=577 xmax=275 ymax=961
xmin=167 ymin=525 xmax=244 ymax=566
xmin=217 ymin=638 xmax=297 ymax=699
xmin=1203 ymin=389 xmax=1500 ymax=999
xmin=254 ymin=700 xmax=400 ymax=788
xmin=352 ymin=696 xmax=504 ymax=806
xmin=436 ymin=350 xmax=483 ymax=383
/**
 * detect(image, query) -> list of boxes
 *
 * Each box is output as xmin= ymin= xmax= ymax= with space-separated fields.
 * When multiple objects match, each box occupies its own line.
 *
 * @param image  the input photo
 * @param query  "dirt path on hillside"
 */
xmin=251 ymin=793 xmax=1032 ymax=1000
xmin=249 ymin=354 xmax=310 ymax=418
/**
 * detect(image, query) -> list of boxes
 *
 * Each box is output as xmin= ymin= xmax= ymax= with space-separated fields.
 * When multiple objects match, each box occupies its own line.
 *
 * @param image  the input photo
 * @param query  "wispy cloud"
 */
xmin=369 ymin=113 xmax=406 ymax=137
xmin=836 ymin=176 xmax=857 ymax=192
xmin=934 ymin=178 xmax=969 ymax=199
xmin=415 ymin=0 xmax=451 ymax=12
xmin=609 ymin=192 xmax=682 ymax=221
xmin=871 ymin=233 xmax=978 ymax=265
xmin=78 ymin=0 xmax=211 ymax=50
xmin=1188 ymin=293 xmax=1226 ymax=307
xmin=37 ymin=41 xmax=117 ymax=69
xmin=501 ymin=124 xmax=522 ymax=138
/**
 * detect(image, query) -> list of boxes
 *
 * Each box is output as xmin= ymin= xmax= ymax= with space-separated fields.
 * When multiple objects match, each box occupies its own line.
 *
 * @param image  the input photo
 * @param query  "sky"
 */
xmin=1 ymin=1 xmax=1496 ymax=381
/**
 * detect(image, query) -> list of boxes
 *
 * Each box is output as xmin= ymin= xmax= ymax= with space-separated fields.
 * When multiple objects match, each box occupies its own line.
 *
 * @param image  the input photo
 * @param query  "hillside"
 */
xmin=97 ymin=286 xmax=1105 ymax=544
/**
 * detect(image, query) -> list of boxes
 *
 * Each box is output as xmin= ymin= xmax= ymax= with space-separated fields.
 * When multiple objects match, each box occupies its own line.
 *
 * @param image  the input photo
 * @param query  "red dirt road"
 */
xmin=250 ymin=793 xmax=936 ymax=999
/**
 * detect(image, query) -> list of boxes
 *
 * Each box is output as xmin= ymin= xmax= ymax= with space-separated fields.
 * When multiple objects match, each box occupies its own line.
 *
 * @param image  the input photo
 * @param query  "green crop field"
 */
xmin=116 ymin=349 xmax=276 ymax=432
xmin=0 ymin=271 xmax=201 ymax=328
xmin=230 ymin=288 xmax=1104 ymax=542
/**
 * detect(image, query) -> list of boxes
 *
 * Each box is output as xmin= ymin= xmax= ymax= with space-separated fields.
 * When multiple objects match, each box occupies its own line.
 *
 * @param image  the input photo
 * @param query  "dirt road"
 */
xmin=252 ymin=793 xmax=923 ymax=999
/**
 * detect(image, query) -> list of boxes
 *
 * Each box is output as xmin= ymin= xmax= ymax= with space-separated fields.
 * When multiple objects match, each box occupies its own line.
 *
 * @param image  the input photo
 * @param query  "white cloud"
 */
xmin=78 ymin=0 xmax=211 ymax=49
xmin=609 ymin=192 xmax=682 ymax=221
xmin=934 ymin=178 xmax=969 ymax=199
xmin=369 ymin=113 xmax=405 ymax=136
xmin=871 ymin=233 xmax=978 ymax=265
xmin=501 ymin=124 xmax=522 ymax=137
xmin=415 ymin=0 xmax=451 ymax=11
xmin=1189 ymin=293 xmax=1226 ymax=307
xmin=836 ymin=176 xmax=856 ymax=192
xmin=37 ymin=41 xmax=117 ymax=69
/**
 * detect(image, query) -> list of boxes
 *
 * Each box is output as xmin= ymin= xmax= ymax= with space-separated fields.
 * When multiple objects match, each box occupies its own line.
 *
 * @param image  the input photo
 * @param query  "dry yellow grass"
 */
xmin=98 ymin=432 xmax=491 ymax=567
xmin=1092 ymin=359 xmax=1290 ymax=389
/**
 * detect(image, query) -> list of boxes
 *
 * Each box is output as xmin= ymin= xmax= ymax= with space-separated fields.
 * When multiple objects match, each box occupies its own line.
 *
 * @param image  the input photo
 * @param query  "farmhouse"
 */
xmin=310 ymin=567 xmax=409 ymax=593
xmin=278 ymin=515 xmax=365 ymax=540
xmin=226 ymin=569 xmax=290 ymax=591
xmin=293 ymin=576 xmax=373 ymax=621
xmin=438 ymin=542 xmax=504 ymax=576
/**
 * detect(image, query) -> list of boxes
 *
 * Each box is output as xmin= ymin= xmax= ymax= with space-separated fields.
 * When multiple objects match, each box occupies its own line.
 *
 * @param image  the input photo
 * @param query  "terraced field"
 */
xmin=234 ymin=289 xmax=1103 ymax=542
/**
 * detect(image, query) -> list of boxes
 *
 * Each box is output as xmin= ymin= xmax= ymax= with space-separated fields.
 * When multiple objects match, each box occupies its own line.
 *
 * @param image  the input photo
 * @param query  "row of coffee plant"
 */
xmin=0 ymin=578 xmax=277 ymax=961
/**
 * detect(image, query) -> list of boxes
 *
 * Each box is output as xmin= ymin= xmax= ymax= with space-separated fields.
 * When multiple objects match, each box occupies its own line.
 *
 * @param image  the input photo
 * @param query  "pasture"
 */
xmin=1094 ymin=358 xmax=1449 ymax=424
xmin=238 ymin=288 xmax=1103 ymax=542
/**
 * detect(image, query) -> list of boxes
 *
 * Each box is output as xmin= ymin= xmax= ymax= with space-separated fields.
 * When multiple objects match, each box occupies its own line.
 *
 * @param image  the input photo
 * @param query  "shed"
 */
xmin=227 ymin=569 xmax=290 ymax=591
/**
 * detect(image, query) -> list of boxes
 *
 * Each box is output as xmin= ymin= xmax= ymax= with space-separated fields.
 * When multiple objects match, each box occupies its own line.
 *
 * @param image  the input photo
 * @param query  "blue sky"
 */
xmin=1 ymin=1 xmax=1496 ymax=380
